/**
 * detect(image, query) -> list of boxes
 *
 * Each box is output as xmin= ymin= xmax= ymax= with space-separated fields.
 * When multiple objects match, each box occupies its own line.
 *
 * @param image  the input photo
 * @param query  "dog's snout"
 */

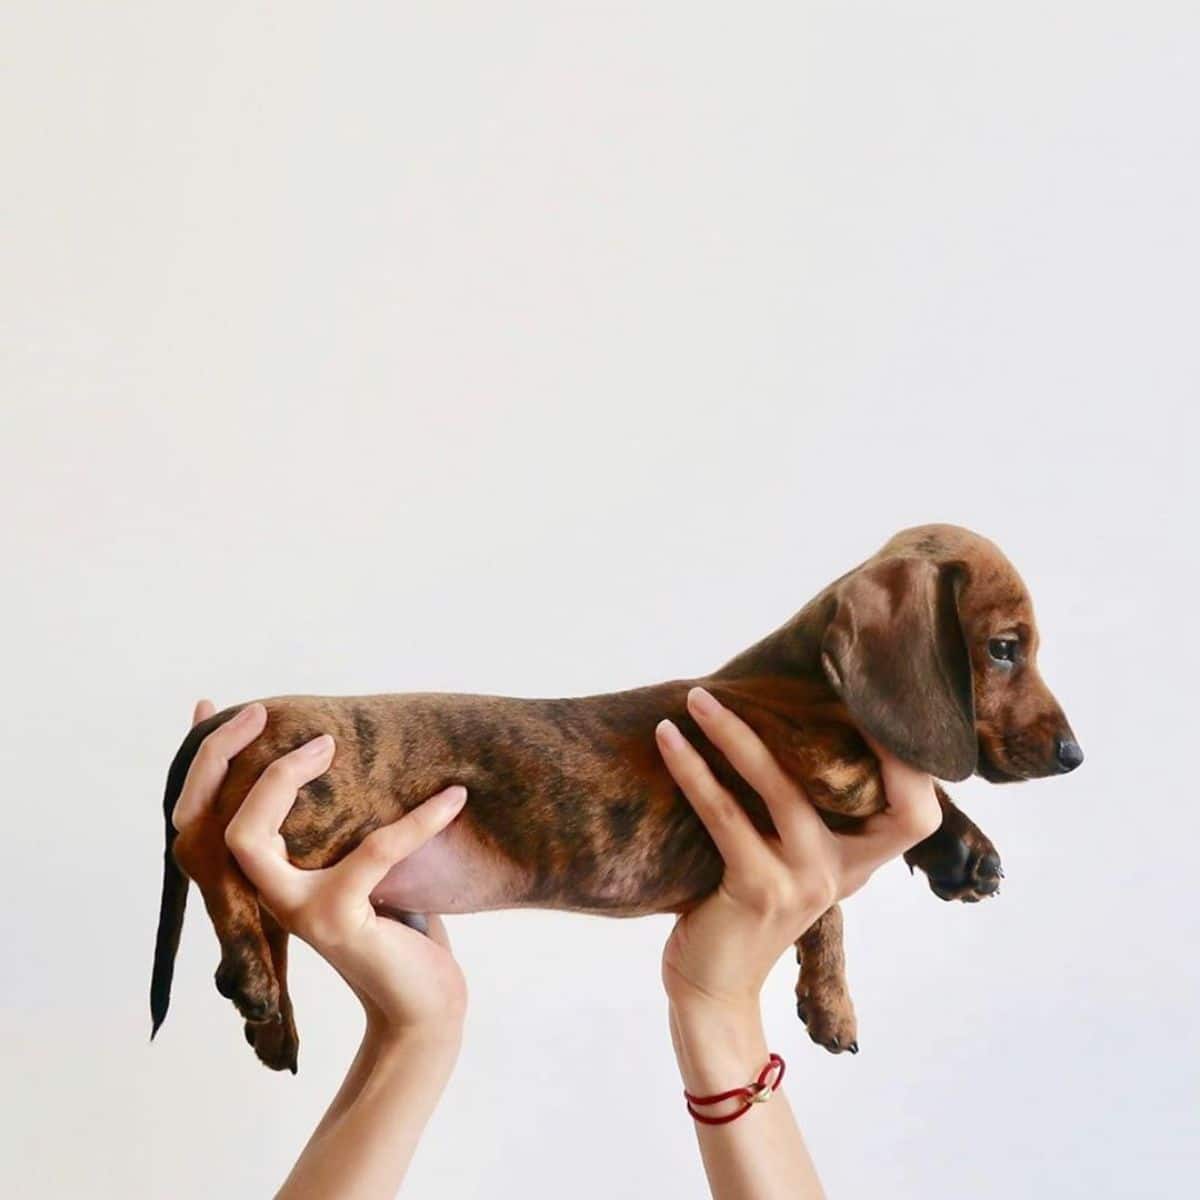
xmin=1055 ymin=737 xmax=1084 ymax=773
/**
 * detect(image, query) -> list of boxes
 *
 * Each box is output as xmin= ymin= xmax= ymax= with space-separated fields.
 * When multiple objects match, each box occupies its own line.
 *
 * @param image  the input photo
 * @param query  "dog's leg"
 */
xmin=244 ymin=911 xmax=299 ymax=1073
xmin=904 ymin=785 xmax=1003 ymax=902
xmin=794 ymin=904 xmax=858 ymax=1054
xmin=173 ymin=820 xmax=280 ymax=1027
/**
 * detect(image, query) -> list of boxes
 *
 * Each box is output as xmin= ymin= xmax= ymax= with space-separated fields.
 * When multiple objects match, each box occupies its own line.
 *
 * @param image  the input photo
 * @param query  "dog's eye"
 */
xmin=988 ymin=638 xmax=1018 ymax=663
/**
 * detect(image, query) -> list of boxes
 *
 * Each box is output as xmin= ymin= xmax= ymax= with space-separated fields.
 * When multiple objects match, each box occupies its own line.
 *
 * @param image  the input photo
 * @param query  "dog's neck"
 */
xmin=711 ymin=594 xmax=832 ymax=686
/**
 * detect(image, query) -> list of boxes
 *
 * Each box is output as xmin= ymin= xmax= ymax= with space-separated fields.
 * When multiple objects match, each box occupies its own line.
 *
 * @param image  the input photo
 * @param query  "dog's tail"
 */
xmin=150 ymin=707 xmax=243 ymax=1039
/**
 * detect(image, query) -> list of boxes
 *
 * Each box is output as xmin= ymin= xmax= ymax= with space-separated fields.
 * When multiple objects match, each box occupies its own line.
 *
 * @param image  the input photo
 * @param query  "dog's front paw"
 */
xmin=924 ymin=838 xmax=1003 ymax=902
xmin=795 ymin=980 xmax=859 ymax=1055
xmin=905 ymin=806 xmax=1003 ymax=903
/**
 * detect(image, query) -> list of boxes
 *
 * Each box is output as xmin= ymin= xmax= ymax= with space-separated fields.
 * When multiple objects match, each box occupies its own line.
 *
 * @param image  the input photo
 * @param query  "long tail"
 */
xmin=150 ymin=707 xmax=242 ymax=1038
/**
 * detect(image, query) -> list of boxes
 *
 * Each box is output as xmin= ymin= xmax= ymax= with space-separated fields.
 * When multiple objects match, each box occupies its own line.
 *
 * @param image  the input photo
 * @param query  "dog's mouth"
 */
xmin=975 ymin=736 xmax=1030 ymax=783
xmin=976 ymin=732 xmax=1062 ymax=782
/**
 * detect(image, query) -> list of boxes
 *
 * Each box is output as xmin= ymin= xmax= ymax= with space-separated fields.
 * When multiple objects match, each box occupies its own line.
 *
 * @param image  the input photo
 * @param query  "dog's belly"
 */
xmin=367 ymin=805 xmax=709 ymax=917
xmin=371 ymin=820 xmax=531 ymax=914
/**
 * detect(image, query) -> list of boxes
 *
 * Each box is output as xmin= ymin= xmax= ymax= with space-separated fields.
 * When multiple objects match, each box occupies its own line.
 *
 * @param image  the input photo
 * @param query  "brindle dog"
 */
xmin=151 ymin=524 xmax=1082 ymax=1072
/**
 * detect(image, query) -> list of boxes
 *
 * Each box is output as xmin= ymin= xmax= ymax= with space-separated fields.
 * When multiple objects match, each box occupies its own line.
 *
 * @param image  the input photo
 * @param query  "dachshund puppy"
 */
xmin=150 ymin=524 xmax=1081 ymax=1071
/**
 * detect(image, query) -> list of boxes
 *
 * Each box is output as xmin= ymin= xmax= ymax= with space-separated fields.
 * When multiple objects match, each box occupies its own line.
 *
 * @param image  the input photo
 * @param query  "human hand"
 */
xmin=655 ymin=686 xmax=941 ymax=1020
xmin=174 ymin=700 xmax=469 ymax=1038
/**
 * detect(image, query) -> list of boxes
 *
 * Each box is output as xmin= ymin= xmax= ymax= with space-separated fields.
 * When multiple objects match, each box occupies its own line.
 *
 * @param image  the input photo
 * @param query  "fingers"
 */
xmin=172 ymin=702 xmax=268 ymax=831
xmin=684 ymin=687 xmax=829 ymax=858
xmin=334 ymin=786 xmax=468 ymax=898
xmin=669 ymin=692 xmax=941 ymax=904
xmin=224 ymin=734 xmax=336 ymax=901
xmin=655 ymin=718 xmax=771 ymax=877
xmin=192 ymin=698 xmax=216 ymax=727
xmin=839 ymin=734 xmax=941 ymax=880
xmin=862 ymin=731 xmax=941 ymax=845
xmin=850 ymin=787 xmax=940 ymax=867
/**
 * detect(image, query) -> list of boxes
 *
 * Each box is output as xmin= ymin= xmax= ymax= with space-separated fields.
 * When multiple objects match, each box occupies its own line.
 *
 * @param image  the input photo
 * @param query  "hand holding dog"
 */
xmin=657 ymin=686 xmax=941 ymax=1019
xmin=655 ymin=686 xmax=941 ymax=1200
xmin=173 ymin=700 xmax=468 ymax=1199
xmin=175 ymin=700 xmax=469 ymax=1035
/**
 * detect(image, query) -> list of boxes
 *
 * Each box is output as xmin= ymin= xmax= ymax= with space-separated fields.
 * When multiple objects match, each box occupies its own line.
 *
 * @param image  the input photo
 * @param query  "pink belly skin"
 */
xmin=370 ymin=820 xmax=530 ymax=914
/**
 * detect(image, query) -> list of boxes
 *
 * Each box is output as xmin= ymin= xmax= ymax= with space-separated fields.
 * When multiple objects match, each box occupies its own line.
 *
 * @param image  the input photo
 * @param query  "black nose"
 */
xmin=1055 ymin=737 xmax=1084 ymax=772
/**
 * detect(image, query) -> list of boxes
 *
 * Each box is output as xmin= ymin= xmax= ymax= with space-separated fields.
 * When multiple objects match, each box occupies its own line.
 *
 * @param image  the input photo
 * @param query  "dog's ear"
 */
xmin=821 ymin=558 xmax=976 ymax=780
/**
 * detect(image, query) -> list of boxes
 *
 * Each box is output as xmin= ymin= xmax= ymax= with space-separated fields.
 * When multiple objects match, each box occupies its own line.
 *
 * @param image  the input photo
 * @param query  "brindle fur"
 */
xmin=151 ymin=524 xmax=1080 ymax=1069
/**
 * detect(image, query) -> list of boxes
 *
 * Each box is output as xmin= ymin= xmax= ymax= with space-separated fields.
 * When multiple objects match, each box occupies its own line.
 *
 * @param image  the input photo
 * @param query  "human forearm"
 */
xmin=655 ymin=691 xmax=940 ymax=1200
xmin=175 ymin=712 xmax=470 ymax=1199
xmin=670 ymin=997 xmax=825 ymax=1200
xmin=276 ymin=1020 xmax=461 ymax=1200
xmin=305 ymin=1005 xmax=400 ymax=1142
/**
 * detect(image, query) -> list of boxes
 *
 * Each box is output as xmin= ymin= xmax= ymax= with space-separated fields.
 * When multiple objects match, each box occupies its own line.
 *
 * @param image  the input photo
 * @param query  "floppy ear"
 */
xmin=821 ymin=558 xmax=976 ymax=780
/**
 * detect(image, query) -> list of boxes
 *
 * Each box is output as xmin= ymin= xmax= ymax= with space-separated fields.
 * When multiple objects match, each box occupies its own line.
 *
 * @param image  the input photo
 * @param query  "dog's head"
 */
xmin=819 ymin=524 xmax=1081 ymax=783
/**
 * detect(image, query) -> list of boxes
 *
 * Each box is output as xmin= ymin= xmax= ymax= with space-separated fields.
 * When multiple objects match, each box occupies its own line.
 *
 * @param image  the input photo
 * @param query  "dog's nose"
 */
xmin=1055 ymin=737 xmax=1084 ymax=772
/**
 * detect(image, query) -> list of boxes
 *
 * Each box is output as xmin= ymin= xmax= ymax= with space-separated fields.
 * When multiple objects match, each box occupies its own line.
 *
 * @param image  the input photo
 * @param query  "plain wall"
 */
xmin=2 ymin=3 xmax=1197 ymax=1196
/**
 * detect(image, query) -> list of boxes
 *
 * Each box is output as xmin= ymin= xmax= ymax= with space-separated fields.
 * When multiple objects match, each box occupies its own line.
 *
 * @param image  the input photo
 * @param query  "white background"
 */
xmin=2 ymin=3 xmax=1197 ymax=1197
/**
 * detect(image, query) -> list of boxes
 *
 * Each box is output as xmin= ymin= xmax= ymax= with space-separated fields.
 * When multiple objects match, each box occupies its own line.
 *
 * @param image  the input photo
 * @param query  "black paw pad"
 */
xmin=926 ymin=840 xmax=1004 ymax=903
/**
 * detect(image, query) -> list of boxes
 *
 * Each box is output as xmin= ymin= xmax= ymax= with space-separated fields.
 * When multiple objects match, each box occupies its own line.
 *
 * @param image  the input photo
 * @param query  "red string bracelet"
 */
xmin=684 ymin=1053 xmax=786 ymax=1125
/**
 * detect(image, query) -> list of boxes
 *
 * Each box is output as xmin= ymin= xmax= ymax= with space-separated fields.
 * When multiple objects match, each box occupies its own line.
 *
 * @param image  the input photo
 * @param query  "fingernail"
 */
xmin=656 ymin=718 xmax=684 ymax=748
xmin=235 ymin=703 xmax=265 ymax=725
xmin=438 ymin=785 xmax=468 ymax=811
xmin=688 ymin=687 xmax=718 ymax=716
xmin=303 ymin=733 xmax=333 ymax=755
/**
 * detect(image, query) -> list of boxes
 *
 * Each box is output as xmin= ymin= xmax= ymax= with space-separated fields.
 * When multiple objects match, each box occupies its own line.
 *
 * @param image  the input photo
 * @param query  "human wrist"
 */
xmin=373 ymin=1022 xmax=461 ymax=1068
xmin=669 ymin=994 xmax=770 ymax=1097
xmin=355 ymin=1020 xmax=463 ymax=1108
xmin=664 ymin=973 xmax=762 ymax=1039
xmin=364 ymin=1007 xmax=465 ymax=1060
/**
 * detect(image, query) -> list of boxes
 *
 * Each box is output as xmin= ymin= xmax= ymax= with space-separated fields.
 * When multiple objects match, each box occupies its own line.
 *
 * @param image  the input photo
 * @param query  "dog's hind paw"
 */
xmin=245 ymin=1009 xmax=299 ymax=1074
xmin=795 ymin=983 xmax=859 ymax=1055
xmin=215 ymin=945 xmax=279 ymax=1025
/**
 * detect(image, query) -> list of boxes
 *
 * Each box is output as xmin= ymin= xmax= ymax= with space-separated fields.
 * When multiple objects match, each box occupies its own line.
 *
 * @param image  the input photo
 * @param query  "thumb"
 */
xmin=844 ymin=732 xmax=941 ymax=871
xmin=860 ymin=732 xmax=940 ymax=820
xmin=334 ymin=786 xmax=468 ymax=899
